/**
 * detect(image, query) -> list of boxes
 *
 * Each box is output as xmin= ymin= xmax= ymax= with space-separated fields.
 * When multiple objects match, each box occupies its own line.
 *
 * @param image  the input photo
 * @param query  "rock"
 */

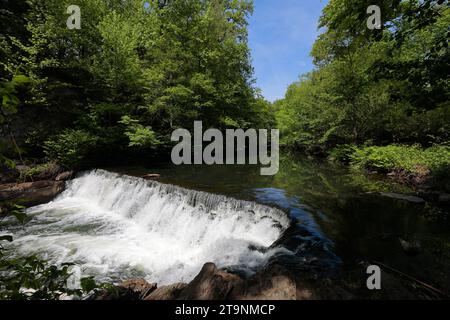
xmin=55 ymin=171 xmax=74 ymax=181
xmin=232 ymin=273 xmax=298 ymax=300
xmin=141 ymin=173 xmax=161 ymax=180
xmin=0 ymin=180 xmax=65 ymax=206
xmin=35 ymin=163 xmax=64 ymax=181
xmin=411 ymin=165 xmax=431 ymax=184
xmin=92 ymin=287 xmax=139 ymax=300
xmin=387 ymin=172 xmax=396 ymax=177
xmin=177 ymin=263 xmax=308 ymax=300
xmin=144 ymin=283 xmax=187 ymax=300
xmin=119 ymin=279 xmax=156 ymax=299
xmin=230 ymin=264 xmax=312 ymax=300
xmin=399 ymin=238 xmax=422 ymax=256
xmin=59 ymin=293 xmax=80 ymax=300
xmin=89 ymin=279 xmax=156 ymax=301
xmin=378 ymin=192 xmax=425 ymax=204
xmin=387 ymin=167 xmax=430 ymax=186
xmin=178 ymin=263 xmax=243 ymax=300
xmin=95 ymin=262 xmax=353 ymax=301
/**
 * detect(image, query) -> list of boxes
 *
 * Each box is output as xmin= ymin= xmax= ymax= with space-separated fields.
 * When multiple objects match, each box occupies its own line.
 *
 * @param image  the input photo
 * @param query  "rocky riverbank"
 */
xmin=0 ymin=180 xmax=66 ymax=207
xmin=90 ymin=260 xmax=447 ymax=300
xmin=0 ymin=174 xmax=73 ymax=209
xmin=92 ymin=262 xmax=352 ymax=300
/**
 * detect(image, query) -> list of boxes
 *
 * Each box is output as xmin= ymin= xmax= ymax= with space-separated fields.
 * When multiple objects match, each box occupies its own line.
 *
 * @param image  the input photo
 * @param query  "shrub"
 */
xmin=328 ymin=144 xmax=357 ymax=164
xmin=18 ymin=162 xmax=62 ymax=182
xmin=350 ymin=144 xmax=450 ymax=176
xmin=43 ymin=130 xmax=99 ymax=169
xmin=0 ymin=204 xmax=100 ymax=300
xmin=119 ymin=116 xmax=160 ymax=148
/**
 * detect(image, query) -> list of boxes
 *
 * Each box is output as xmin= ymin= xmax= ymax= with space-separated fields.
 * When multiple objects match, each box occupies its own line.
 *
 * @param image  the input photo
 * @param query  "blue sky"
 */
xmin=248 ymin=0 xmax=328 ymax=102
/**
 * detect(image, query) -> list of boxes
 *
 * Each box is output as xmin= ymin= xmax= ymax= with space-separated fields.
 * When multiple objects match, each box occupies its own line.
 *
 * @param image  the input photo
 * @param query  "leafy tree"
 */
xmin=1 ymin=0 xmax=264 ymax=168
xmin=43 ymin=129 xmax=99 ymax=168
xmin=0 ymin=76 xmax=30 ymax=166
xmin=277 ymin=0 xmax=449 ymax=151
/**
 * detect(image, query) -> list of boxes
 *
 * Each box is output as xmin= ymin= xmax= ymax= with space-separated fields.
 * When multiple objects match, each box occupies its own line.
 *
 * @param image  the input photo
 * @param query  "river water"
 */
xmin=2 ymin=154 xmax=449 ymax=297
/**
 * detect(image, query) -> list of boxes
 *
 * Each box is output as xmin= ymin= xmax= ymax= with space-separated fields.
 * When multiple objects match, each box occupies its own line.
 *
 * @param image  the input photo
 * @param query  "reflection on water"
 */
xmin=114 ymin=154 xmax=450 ymax=296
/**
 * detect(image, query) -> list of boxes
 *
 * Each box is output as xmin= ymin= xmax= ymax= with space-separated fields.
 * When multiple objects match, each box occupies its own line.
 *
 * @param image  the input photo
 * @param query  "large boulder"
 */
xmin=144 ymin=283 xmax=187 ymax=300
xmin=176 ymin=263 xmax=317 ymax=300
xmin=119 ymin=279 xmax=157 ymax=299
xmin=230 ymin=265 xmax=299 ymax=300
xmin=33 ymin=163 xmax=65 ymax=181
xmin=95 ymin=262 xmax=353 ymax=300
xmin=55 ymin=171 xmax=74 ymax=181
xmin=0 ymin=180 xmax=65 ymax=206
xmin=178 ymin=263 xmax=243 ymax=300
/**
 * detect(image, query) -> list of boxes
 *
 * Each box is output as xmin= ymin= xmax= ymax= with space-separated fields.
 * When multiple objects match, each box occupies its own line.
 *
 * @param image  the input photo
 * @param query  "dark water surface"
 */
xmin=109 ymin=154 xmax=450 ymax=298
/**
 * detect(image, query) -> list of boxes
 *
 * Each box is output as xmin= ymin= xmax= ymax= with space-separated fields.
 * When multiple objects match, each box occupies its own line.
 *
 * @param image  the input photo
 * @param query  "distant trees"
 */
xmin=276 ymin=0 xmax=449 ymax=153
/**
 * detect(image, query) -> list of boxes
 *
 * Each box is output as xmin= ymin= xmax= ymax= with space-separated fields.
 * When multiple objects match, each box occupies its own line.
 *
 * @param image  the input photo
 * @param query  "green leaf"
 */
xmin=12 ymin=75 xmax=30 ymax=84
xmin=80 ymin=277 xmax=97 ymax=293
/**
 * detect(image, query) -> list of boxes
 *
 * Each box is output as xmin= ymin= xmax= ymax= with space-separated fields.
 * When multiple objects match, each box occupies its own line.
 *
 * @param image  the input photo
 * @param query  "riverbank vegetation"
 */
xmin=275 ymin=0 xmax=449 ymax=189
xmin=329 ymin=144 xmax=450 ymax=191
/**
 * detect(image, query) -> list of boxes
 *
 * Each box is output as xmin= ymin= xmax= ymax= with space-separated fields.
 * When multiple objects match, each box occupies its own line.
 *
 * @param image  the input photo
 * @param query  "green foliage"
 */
xmin=0 ymin=203 xmax=72 ymax=300
xmin=277 ymin=1 xmax=449 ymax=151
xmin=0 ymin=251 xmax=108 ymax=300
xmin=328 ymin=145 xmax=358 ymax=164
xmin=18 ymin=162 xmax=51 ymax=182
xmin=0 ymin=203 xmax=103 ymax=300
xmin=43 ymin=130 xmax=99 ymax=168
xmin=276 ymin=72 xmax=343 ymax=151
xmin=0 ymin=75 xmax=30 ymax=121
xmin=0 ymin=203 xmax=28 ymax=259
xmin=119 ymin=116 xmax=160 ymax=148
xmin=1 ymin=0 xmax=267 ymax=168
xmin=0 ymin=76 xmax=30 ymax=166
xmin=350 ymin=144 xmax=450 ymax=175
xmin=3 ymin=203 xmax=28 ymax=224
xmin=79 ymin=276 xmax=97 ymax=293
xmin=0 ymin=256 xmax=75 ymax=300
xmin=0 ymin=154 xmax=16 ymax=169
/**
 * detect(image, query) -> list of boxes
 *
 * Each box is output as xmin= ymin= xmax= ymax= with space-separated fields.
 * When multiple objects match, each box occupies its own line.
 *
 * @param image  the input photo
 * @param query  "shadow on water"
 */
xmin=109 ymin=153 xmax=450 ymax=298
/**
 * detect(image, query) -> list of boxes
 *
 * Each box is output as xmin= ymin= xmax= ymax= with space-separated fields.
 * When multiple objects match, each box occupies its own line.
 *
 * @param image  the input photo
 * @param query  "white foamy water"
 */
xmin=4 ymin=170 xmax=290 ymax=285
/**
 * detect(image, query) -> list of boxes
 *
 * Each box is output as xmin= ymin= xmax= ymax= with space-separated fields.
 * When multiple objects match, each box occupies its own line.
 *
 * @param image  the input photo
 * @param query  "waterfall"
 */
xmin=6 ymin=170 xmax=291 ymax=285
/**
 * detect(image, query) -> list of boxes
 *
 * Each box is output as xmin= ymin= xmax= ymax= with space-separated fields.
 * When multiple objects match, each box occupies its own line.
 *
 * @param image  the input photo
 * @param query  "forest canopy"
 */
xmin=276 ymin=0 xmax=449 ymax=153
xmin=1 ymin=0 xmax=273 ymax=168
xmin=1 ymin=0 xmax=449 ymax=173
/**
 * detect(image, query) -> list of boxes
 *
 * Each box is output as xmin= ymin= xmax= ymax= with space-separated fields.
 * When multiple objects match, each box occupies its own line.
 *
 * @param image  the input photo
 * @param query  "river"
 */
xmin=2 ymin=154 xmax=449 ymax=298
